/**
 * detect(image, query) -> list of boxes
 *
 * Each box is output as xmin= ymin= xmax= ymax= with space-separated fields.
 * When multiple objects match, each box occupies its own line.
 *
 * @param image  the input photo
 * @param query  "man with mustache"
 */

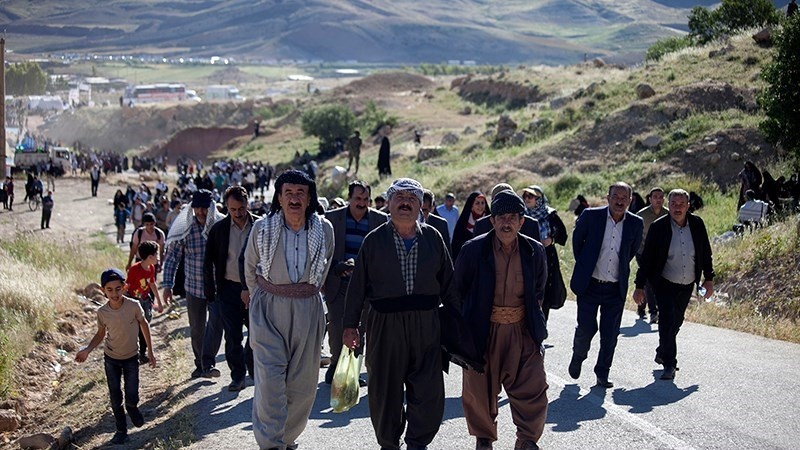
xmin=568 ymin=182 xmax=643 ymax=388
xmin=454 ymin=191 xmax=549 ymax=450
xmin=633 ymin=189 xmax=714 ymax=380
xmin=243 ymin=170 xmax=334 ymax=450
xmin=323 ymin=180 xmax=388 ymax=385
xmin=343 ymin=178 xmax=459 ymax=450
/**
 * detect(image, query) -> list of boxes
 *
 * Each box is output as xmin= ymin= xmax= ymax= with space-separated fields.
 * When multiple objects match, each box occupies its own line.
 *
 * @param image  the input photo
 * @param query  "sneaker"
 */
xmin=128 ymin=406 xmax=144 ymax=427
xmin=191 ymin=368 xmax=203 ymax=379
xmin=514 ymin=439 xmax=539 ymax=450
xmin=476 ymin=437 xmax=493 ymax=450
xmin=138 ymin=354 xmax=150 ymax=366
xmin=320 ymin=355 xmax=332 ymax=368
xmin=637 ymin=306 xmax=646 ymax=320
xmin=202 ymin=367 xmax=221 ymax=378
xmin=110 ymin=431 xmax=128 ymax=445
xmin=228 ymin=378 xmax=246 ymax=392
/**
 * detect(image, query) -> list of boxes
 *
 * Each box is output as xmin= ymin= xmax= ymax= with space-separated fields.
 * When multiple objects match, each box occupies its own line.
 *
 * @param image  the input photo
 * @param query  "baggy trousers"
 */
xmin=250 ymin=289 xmax=325 ymax=450
xmin=572 ymin=280 xmax=625 ymax=380
xmin=366 ymin=308 xmax=444 ymax=450
xmin=654 ymin=278 xmax=694 ymax=368
xmin=186 ymin=293 xmax=221 ymax=371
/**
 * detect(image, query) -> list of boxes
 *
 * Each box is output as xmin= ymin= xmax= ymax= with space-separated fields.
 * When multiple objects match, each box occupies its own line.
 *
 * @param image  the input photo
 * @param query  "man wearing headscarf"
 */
xmin=243 ymin=170 xmax=334 ymax=450
xmin=161 ymin=189 xmax=225 ymax=379
xmin=455 ymin=191 xmax=548 ymax=450
xmin=343 ymin=178 xmax=460 ymax=450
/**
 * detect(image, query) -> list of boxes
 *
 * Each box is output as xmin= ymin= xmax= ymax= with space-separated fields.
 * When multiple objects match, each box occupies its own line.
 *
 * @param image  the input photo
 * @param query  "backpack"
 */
xmin=129 ymin=228 xmax=144 ymax=249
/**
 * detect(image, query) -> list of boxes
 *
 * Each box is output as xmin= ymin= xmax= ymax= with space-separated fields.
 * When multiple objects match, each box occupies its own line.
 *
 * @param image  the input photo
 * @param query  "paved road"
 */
xmin=177 ymin=299 xmax=800 ymax=450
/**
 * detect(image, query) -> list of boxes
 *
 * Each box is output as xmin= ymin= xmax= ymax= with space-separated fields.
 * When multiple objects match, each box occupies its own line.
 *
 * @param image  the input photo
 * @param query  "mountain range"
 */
xmin=1 ymin=0 xmax=726 ymax=65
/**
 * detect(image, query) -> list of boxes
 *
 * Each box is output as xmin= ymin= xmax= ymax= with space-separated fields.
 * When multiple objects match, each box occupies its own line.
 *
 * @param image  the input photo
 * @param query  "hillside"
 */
xmin=0 ymin=0 xmax=721 ymax=64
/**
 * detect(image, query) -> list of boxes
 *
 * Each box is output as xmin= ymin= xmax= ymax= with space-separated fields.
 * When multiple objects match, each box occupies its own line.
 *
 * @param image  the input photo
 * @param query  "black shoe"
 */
xmin=637 ymin=307 xmax=646 ymax=320
xmin=655 ymin=354 xmax=664 ymax=365
xmin=110 ymin=431 xmax=128 ymax=445
xmin=128 ymin=406 xmax=144 ymax=427
xmin=358 ymin=376 xmax=368 ymax=387
xmin=596 ymin=377 xmax=614 ymax=388
xmin=191 ymin=368 xmax=203 ymax=379
xmin=568 ymin=357 xmax=582 ymax=379
xmin=476 ymin=437 xmax=493 ymax=450
xmin=661 ymin=366 xmax=676 ymax=380
xmin=202 ymin=367 xmax=221 ymax=378
xmin=324 ymin=366 xmax=335 ymax=385
xmin=138 ymin=354 xmax=149 ymax=366
xmin=650 ymin=312 xmax=659 ymax=324
xmin=228 ymin=378 xmax=246 ymax=391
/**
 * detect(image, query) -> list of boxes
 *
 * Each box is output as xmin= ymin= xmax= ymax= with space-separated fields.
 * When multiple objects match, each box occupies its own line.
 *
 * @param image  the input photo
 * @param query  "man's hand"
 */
xmin=343 ymin=328 xmax=360 ymax=349
xmin=333 ymin=260 xmax=355 ymax=277
xmin=241 ymin=290 xmax=251 ymax=309
xmin=162 ymin=287 xmax=173 ymax=306
xmin=148 ymin=351 xmax=157 ymax=368
xmin=702 ymin=280 xmax=714 ymax=299
xmin=154 ymin=300 xmax=164 ymax=314
xmin=633 ymin=288 xmax=645 ymax=305
xmin=75 ymin=349 xmax=89 ymax=363
xmin=542 ymin=237 xmax=553 ymax=247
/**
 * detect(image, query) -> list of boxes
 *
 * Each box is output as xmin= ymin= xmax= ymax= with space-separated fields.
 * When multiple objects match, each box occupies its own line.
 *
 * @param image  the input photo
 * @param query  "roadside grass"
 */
xmin=0 ymin=232 xmax=122 ymax=399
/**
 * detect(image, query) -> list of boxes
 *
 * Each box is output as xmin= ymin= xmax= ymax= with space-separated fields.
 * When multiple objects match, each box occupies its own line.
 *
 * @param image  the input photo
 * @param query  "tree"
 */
xmin=357 ymin=101 xmax=398 ymax=137
xmin=759 ymin=16 xmax=800 ymax=159
xmin=6 ymin=61 xmax=47 ymax=96
xmin=300 ymin=104 xmax=356 ymax=152
xmin=688 ymin=0 xmax=781 ymax=44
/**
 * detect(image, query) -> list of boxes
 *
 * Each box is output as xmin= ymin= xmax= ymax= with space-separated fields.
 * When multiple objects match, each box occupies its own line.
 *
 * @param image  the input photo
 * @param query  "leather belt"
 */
xmin=591 ymin=277 xmax=618 ymax=284
xmin=490 ymin=305 xmax=526 ymax=324
xmin=256 ymin=276 xmax=319 ymax=298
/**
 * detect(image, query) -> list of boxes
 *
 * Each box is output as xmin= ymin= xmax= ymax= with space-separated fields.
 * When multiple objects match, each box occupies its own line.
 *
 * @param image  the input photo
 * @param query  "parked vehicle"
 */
xmin=13 ymin=146 xmax=72 ymax=174
xmin=204 ymin=85 xmax=244 ymax=101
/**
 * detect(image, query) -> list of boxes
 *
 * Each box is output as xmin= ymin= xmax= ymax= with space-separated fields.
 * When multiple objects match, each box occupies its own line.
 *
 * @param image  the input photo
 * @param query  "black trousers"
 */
xmin=366 ymin=308 xmax=443 ymax=450
xmin=654 ymin=278 xmax=694 ymax=368
xmin=137 ymin=298 xmax=153 ymax=358
xmin=572 ymin=279 xmax=624 ymax=380
xmin=41 ymin=210 xmax=52 ymax=229
xmin=104 ymin=354 xmax=139 ymax=432
xmin=218 ymin=280 xmax=254 ymax=381
xmin=91 ymin=178 xmax=99 ymax=196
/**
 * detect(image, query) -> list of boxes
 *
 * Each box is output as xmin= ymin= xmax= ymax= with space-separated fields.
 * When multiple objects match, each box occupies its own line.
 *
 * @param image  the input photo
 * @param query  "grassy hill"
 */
xmin=1 ymin=0 xmax=721 ymax=64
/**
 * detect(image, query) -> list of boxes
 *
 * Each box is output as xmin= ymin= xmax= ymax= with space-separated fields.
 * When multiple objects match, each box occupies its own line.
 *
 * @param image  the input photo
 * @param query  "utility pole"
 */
xmin=0 ymin=38 xmax=6 ymax=178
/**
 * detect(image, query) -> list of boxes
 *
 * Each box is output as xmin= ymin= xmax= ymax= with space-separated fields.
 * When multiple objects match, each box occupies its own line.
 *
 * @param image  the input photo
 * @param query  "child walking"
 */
xmin=75 ymin=268 xmax=156 ymax=445
xmin=125 ymin=240 xmax=166 ymax=365
xmin=115 ymin=203 xmax=130 ymax=244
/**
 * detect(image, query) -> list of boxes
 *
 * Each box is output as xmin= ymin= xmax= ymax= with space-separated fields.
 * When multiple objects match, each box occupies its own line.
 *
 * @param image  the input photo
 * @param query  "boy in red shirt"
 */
xmin=125 ymin=240 xmax=166 ymax=365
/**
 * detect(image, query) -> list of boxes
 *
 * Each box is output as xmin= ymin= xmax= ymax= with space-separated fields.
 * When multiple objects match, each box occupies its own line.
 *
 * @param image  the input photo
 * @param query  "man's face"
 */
xmin=607 ymin=187 xmax=632 ymax=218
xmin=348 ymin=187 xmax=370 ymax=216
xmin=445 ymin=197 xmax=455 ymax=209
xmin=375 ymin=198 xmax=386 ymax=209
xmin=103 ymin=280 xmax=124 ymax=303
xmin=144 ymin=222 xmax=155 ymax=233
xmin=193 ymin=207 xmax=209 ymax=226
xmin=422 ymin=199 xmax=432 ymax=219
xmin=490 ymin=213 xmax=524 ymax=244
xmin=650 ymin=191 xmax=665 ymax=210
xmin=279 ymin=183 xmax=310 ymax=221
xmin=388 ymin=192 xmax=421 ymax=223
xmin=226 ymin=197 xmax=249 ymax=226
xmin=668 ymin=194 xmax=689 ymax=224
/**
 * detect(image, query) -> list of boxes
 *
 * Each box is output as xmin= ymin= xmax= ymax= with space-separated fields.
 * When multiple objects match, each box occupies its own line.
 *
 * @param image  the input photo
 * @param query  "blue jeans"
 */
xmin=104 ymin=354 xmax=139 ymax=432
xmin=572 ymin=279 xmax=625 ymax=379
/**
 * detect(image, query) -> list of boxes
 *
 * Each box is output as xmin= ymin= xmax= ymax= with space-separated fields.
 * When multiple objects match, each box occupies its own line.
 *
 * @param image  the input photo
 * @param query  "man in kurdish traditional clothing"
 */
xmin=243 ymin=170 xmax=335 ymax=450
xmin=455 ymin=190 xmax=549 ymax=450
xmin=343 ymin=178 xmax=459 ymax=450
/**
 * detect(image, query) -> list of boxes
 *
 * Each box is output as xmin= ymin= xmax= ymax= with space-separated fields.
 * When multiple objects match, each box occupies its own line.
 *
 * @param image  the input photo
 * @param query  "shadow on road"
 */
xmin=612 ymin=371 xmax=699 ymax=413
xmin=619 ymin=319 xmax=658 ymax=338
xmin=309 ymin=381 xmax=371 ymax=427
xmin=546 ymin=384 xmax=608 ymax=432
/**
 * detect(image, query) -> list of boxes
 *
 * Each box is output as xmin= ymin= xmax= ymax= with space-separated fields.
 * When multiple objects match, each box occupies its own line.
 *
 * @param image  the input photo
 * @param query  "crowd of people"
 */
xmin=72 ymin=153 xmax=729 ymax=450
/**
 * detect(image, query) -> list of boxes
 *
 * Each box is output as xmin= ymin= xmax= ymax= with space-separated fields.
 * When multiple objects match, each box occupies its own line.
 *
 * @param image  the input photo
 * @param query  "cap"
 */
xmin=100 ymin=268 xmax=126 ymax=287
xmin=491 ymin=190 xmax=525 ymax=217
xmin=490 ymin=183 xmax=513 ymax=199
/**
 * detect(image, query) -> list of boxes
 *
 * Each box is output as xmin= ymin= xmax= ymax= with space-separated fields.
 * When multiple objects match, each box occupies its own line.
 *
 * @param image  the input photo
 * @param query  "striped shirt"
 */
xmin=390 ymin=221 xmax=421 ymax=295
xmin=161 ymin=219 xmax=207 ymax=298
xmin=283 ymin=223 xmax=308 ymax=284
xmin=344 ymin=211 xmax=370 ymax=261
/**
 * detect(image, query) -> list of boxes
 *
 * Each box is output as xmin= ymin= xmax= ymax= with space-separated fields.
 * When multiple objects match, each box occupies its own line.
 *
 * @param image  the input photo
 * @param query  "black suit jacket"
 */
xmin=324 ymin=206 xmax=388 ymax=298
xmin=473 ymin=214 xmax=541 ymax=243
xmin=203 ymin=212 xmax=257 ymax=301
xmin=425 ymin=213 xmax=452 ymax=255
xmin=634 ymin=213 xmax=714 ymax=289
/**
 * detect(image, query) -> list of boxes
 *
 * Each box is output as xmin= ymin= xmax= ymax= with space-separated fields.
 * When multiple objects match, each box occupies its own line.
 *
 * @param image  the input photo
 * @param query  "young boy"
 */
xmin=115 ymin=203 xmax=130 ymax=244
xmin=75 ymin=268 xmax=156 ymax=445
xmin=124 ymin=241 xmax=166 ymax=365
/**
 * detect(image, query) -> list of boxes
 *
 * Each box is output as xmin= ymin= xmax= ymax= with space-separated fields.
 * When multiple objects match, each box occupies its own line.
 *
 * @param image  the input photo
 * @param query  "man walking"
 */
xmin=41 ymin=190 xmax=54 ymax=229
xmin=635 ymin=187 xmax=668 ymax=323
xmin=346 ymin=131 xmax=362 ymax=174
xmin=204 ymin=186 xmax=257 ymax=391
xmin=343 ymin=178 xmax=459 ymax=450
xmin=422 ymin=190 xmax=451 ymax=254
xmin=568 ymin=182 xmax=643 ymax=388
xmin=435 ymin=192 xmax=459 ymax=243
xmin=455 ymin=190 xmax=549 ymax=450
xmin=90 ymin=164 xmax=101 ymax=197
xmin=634 ymin=189 xmax=714 ymax=380
xmin=323 ymin=180 xmax=387 ymax=385
xmin=243 ymin=170 xmax=334 ymax=450
xmin=161 ymin=189 xmax=224 ymax=379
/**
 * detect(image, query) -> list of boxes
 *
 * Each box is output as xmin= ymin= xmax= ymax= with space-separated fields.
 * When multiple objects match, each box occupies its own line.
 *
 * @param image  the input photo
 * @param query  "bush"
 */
xmin=6 ymin=61 xmax=47 ymax=95
xmin=357 ymin=101 xmax=398 ymax=136
xmin=646 ymin=35 xmax=693 ymax=61
xmin=689 ymin=0 xmax=781 ymax=44
xmin=300 ymin=105 xmax=356 ymax=151
xmin=759 ymin=16 xmax=800 ymax=160
xmin=258 ymin=102 xmax=294 ymax=121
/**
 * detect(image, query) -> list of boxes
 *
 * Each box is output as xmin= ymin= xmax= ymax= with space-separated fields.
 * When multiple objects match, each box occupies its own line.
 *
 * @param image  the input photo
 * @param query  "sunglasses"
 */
xmin=523 ymin=193 xmax=540 ymax=199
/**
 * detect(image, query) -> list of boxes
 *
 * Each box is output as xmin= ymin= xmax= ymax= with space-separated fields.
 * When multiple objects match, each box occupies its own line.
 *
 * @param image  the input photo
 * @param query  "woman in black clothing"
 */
xmin=450 ymin=191 xmax=490 ymax=260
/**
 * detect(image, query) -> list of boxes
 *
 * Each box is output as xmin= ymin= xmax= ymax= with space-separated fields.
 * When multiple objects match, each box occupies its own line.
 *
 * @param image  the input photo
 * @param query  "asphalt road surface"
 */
xmin=182 ymin=299 xmax=800 ymax=450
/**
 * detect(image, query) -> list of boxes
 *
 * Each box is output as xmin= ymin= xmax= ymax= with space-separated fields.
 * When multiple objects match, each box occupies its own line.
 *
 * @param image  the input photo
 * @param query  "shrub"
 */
xmin=357 ymin=101 xmax=398 ymax=136
xmin=646 ymin=35 xmax=693 ymax=61
xmin=689 ymin=0 xmax=782 ymax=44
xmin=258 ymin=102 xmax=294 ymax=121
xmin=300 ymin=105 xmax=356 ymax=151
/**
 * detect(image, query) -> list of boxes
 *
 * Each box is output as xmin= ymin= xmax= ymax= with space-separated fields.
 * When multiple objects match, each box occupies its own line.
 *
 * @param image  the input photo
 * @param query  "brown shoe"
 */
xmin=514 ymin=439 xmax=540 ymax=450
xmin=476 ymin=437 xmax=493 ymax=450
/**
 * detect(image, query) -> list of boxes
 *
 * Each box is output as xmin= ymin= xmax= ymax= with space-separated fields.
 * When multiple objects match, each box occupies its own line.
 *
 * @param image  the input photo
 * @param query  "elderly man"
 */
xmin=343 ymin=178 xmax=459 ymax=450
xmin=243 ymin=170 xmax=334 ymax=450
xmin=203 ymin=186 xmax=258 ymax=391
xmin=162 ymin=189 xmax=224 ymax=379
xmin=636 ymin=187 xmax=668 ymax=323
xmin=455 ymin=191 xmax=549 ymax=450
xmin=634 ymin=189 xmax=714 ymax=380
xmin=474 ymin=183 xmax=541 ymax=242
xmin=323 ymin=180 xmax=387 ymax=385
xmin=569 ymin=182 xmax=643 ymax=388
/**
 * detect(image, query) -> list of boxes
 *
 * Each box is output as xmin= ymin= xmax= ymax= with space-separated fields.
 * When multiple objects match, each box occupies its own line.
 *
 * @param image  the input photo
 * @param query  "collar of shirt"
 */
xmin=607 ymin=207 xmax=627 ymax=224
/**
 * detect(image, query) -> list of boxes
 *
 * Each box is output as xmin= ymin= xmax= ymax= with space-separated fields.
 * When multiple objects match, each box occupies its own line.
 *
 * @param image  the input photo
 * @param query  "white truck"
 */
xmin=13 ymin=146 xmax=72 ymax=174
xmin=204 ymin=85 xmax=244 ymax=101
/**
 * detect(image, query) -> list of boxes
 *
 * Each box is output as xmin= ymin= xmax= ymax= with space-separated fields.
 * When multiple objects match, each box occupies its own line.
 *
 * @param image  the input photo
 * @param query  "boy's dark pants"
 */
xmin=138 ymin=298 xmax=153 ymax=359
xmin=104 ymin=354 xmax=140 ymax=433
